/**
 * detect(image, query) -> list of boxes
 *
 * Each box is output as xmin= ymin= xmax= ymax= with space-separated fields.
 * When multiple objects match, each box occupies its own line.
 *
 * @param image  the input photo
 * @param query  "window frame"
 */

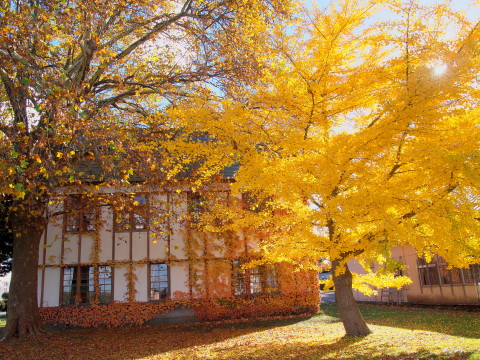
xmin=232 ymin=260 xmax=279 ymax=296
xmin=61 ymin=265 xmax=112 ymax=306
xmin=188 ymin=191 xmax=231 ymax=227
xmin=114 ymin=194 xmax=149 ymax=232
xmin=418 ymin=255 xmax=480 ymax=287
xmin=187 ymin=192 xmax=207 ymax=225
xmin=64 ymin=195 xmax=98 ymax=233
xmin=148 ymin=263 xmax=169 ymax=301
xmin=242 ymin=192 xmax=270 ymax=213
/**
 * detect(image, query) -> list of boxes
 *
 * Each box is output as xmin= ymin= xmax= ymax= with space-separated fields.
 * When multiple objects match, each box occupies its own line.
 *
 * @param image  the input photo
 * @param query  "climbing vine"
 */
xmin=38 ymin=189 xmax=320 ymax=328
xmin=40 ymin=292 xmax=319 ymax=328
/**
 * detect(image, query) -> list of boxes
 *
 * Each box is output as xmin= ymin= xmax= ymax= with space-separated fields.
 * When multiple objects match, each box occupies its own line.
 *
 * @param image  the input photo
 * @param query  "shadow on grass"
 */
xmin=0 ymin=316 xmax=309 ymax=360
xmin=233 ymin=343 xmax=478 ymax=360
xmin=179 ymin=316 xmax=310 ymax=332
xmin=1 ymin=313 xmax=479 ymax=360
xmin=7 ymin=324 xmax=473 ymax=360
xmin=212 ymin=334 xmax=366 ymax=360
xmin=321 ymin=303 xmax=480 ymax=339
xmin=319 ymin=349 xmax=479 ymax=360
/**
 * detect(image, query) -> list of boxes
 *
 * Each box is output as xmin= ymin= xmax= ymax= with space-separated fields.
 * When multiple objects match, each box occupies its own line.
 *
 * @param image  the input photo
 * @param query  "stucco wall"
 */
xmin=37 ymin=189 xmax=271 ymax=307
xmin=350 ymin=245 xmax=480 ymax=305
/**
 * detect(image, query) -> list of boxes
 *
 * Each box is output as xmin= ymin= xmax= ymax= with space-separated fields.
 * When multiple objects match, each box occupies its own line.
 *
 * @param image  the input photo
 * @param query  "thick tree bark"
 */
xmin=2 ymin=208 xmax=46 ymax=341
xmin=332 ymin=260 xmax=371 ymax=337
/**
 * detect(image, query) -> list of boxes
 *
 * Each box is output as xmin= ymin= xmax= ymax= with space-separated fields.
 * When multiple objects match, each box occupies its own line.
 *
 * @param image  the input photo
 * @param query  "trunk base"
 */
xmin=2 ymin=316 xmax=46 ymax=342
xmin=333 ymin=261 xmax=372 ymax=337
xmin=2 ymin=207 xmax=47 ymax=341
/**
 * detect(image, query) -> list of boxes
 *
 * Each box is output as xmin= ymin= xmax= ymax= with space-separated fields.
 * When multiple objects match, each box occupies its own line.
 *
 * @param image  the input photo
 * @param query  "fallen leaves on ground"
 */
xmin=0 ymin=304 xmax=479 ymax=360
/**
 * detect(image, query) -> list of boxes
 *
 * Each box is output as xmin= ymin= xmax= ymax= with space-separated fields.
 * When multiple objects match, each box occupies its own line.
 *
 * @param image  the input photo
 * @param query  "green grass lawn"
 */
xmin=0 ymin=304 xmax=479 ymax=360
xmin=323 ymin=303 xmax=480 ymax=339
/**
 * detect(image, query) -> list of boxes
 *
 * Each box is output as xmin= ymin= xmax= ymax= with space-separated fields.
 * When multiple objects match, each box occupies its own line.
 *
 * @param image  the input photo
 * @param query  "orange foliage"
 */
xmin=40 ymin=301 xmax=176 ymax=328
xmin=194 ymin=293 xmax=320 ymax=322
xmin=39 ymin=293 xmax=319 ymax=328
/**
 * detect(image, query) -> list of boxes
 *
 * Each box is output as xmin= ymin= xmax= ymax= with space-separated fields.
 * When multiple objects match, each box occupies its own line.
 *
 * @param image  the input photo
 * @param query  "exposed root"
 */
xmin=1 ymin=318 xmax=46 ymax=342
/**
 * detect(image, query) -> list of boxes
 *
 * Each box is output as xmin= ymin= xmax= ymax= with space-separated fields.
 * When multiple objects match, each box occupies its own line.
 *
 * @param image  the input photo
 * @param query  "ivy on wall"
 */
xmin=40 ymin=292 xmax=319 ymax=328
xmin=39 ymin=190 xmax=320 ymax=328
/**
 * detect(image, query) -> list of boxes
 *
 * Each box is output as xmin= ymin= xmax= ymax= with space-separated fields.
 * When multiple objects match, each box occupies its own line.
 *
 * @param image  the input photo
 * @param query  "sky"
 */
xmin=304 ymin=0 xmax=480 ymax=22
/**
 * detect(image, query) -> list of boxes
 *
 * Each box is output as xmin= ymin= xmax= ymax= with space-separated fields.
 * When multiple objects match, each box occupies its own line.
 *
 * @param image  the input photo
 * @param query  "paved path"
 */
xmin=320 ymin=292 xmax=336 ymax=303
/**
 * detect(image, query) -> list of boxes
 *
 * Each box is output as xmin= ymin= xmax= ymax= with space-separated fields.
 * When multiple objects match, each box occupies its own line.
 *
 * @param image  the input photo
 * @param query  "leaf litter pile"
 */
xmin=1 ymin=304 xmax=479 ymax=360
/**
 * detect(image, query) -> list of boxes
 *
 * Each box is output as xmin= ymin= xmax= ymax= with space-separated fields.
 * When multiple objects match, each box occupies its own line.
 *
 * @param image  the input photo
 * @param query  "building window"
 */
xmin=187 ymin=192 xmax=213 ymax=225
xmin=418 ymin=256 xmax=440 ymax=286
xmin=187 ymin=192 xmax=207 ymax=224
xmin=233 ymin=260 xmax=247 ymax=296
xmin=62 ymin=265 xmax=112 ymax=305
xmin=64 ymin=196 xmax=97 ymax=232
xmin=233 ymin=260 xmax=278 ymax=296
xmin=98 ymin=266 xmax=113 ymax=303
xmin=115 ymin=195 xmax=148 ymax=231
xmin=188 ymin=191 xmax=230 ymax=227
xmin=418 ymin=255 xmax=480 ymax=286
xmin=242 ymin=193 xmax=270 ymax=213
xmin=463 ymin=264 xmax=480 ymax=284
xmin=149 ymin=263 xmax=169 ymax=300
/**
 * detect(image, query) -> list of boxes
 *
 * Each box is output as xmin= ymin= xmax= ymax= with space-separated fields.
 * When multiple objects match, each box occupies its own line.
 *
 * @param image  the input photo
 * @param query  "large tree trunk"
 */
xmin=332 ymin=260 xmax=371 ymax=337
xmin=2 ymin=208 xmax=46 ymax=341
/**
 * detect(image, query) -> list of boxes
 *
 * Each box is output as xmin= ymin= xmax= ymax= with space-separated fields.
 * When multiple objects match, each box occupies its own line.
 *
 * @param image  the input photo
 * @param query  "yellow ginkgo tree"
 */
xmin=165 ymin=0 xmax=480 ymax=336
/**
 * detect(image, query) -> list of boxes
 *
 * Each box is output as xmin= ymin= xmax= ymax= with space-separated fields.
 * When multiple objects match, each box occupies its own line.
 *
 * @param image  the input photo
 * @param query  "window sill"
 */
xmin=61 ymin=302 xmax=113 ymax=307
xmin=64 ymin=230 xmax=97 ymax=234
xmin=114 ymin=229 xmax=149 ymax=233
xmin=233 ymin=292 xmax=282 ymax=298
xmin=148 ymin=298 xmax=169 ymax=303
xmin=420 ymin=283 xmax=474 ymax=287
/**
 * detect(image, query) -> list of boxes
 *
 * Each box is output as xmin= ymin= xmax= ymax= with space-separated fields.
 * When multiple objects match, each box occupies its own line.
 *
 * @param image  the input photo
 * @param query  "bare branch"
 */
xmin=88 ymin=10 xmax=192 ymax=86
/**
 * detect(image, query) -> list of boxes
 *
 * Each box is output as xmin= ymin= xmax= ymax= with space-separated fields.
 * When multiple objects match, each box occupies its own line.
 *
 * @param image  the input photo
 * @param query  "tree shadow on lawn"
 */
xmin=1 ymin=314 xmax=479 ymax=360
xmin=225 ymin=341 xmax=478 ymax=360
xmin=2 ymin=330 xmax=369 ymax=360
xmin=0 ymin=316 xmax=310 ymax=360
xmin=321 ymin=303 xmax=480 ymax=339
xmin=211 ymin=334 xmax=366 ymax=360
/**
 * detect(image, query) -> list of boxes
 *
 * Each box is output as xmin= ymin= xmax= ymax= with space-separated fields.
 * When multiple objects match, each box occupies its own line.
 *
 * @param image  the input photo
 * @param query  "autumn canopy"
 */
xmin=0 ymin=0 xmax=292 ymax=339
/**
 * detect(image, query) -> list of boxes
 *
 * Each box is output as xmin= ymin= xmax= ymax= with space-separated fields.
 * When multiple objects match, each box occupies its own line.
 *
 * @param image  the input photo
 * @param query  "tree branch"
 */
xmin=0 ymin=49 xmax=41 ymax=71
xmin=88 ymin=10 xmax=192 ymax=87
